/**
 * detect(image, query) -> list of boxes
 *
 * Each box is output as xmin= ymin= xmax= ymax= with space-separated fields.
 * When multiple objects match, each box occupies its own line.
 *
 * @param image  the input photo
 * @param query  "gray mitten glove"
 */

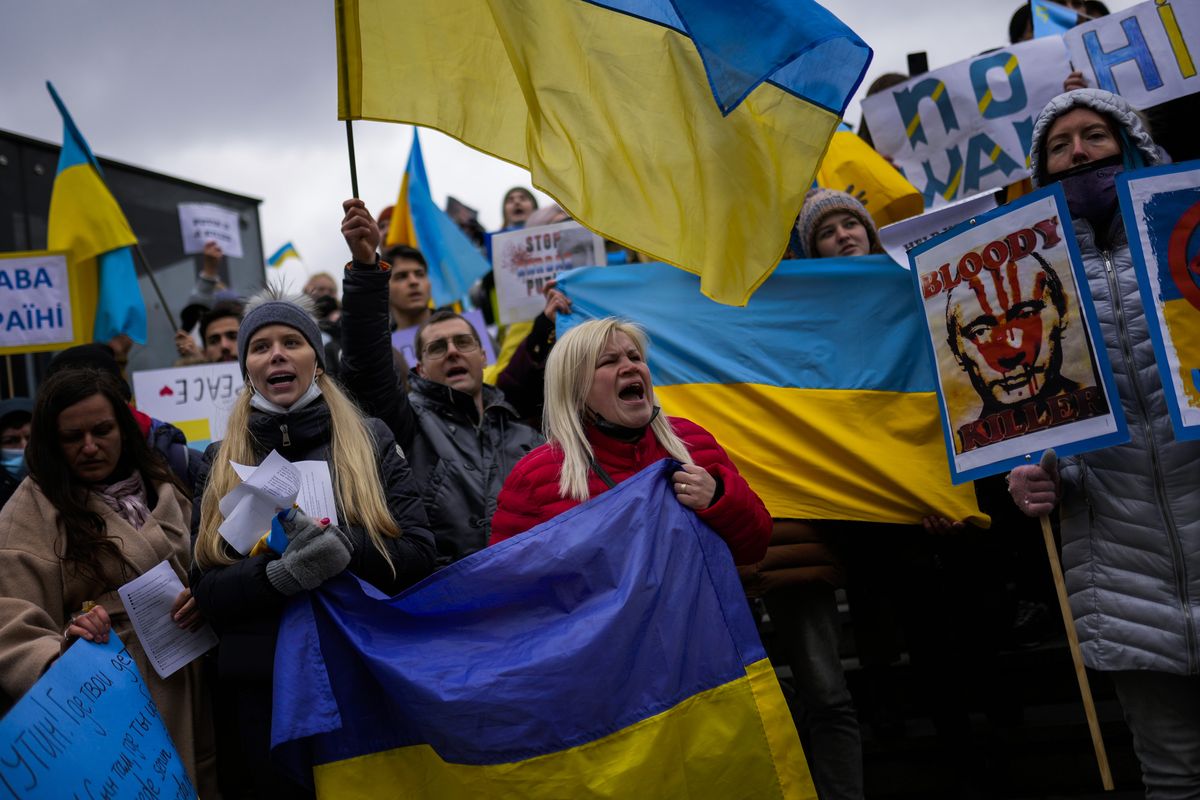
xmin=266 ymin=512 xmax=353 ymax=596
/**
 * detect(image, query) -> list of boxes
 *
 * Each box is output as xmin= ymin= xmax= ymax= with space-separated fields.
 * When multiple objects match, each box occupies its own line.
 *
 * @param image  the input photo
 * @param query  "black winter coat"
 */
xmin=340 ymin=263 xmax=543 ymax=563
xmin=189 ymin=399 xmax=436 ymax=798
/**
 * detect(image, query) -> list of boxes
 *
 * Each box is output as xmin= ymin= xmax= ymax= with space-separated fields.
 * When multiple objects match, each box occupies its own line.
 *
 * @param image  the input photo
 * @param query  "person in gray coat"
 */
xmin=339 ymin=199 xmax=545 ymax=564
xmin=1009 ymin=88 xmax=1200 ymax=799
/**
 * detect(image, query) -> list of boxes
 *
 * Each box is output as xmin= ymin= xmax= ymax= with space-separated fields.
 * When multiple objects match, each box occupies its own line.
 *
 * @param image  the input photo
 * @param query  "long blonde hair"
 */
xmin=194 ymin=372 xmax=400 ymax=570
xmin=543 ymin=318 xmax=692 ymax=502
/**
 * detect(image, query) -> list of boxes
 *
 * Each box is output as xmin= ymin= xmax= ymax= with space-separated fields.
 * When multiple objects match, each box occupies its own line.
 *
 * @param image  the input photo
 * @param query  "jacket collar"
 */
xmin=586 ymin=421 xmax=657 ymax=468
xmin=1073 ymin=211 xmax=1128 ymax=253
xmin=248 ymin=398 xmax=332 ymax=455
xmin=409 ymin=372 xmax=520 ymax=424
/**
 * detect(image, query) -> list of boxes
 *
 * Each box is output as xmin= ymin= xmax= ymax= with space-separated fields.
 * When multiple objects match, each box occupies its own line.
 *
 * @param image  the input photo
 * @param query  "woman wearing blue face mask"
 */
xmin=190 ymin=289 xmax=437 ymax=798
xmin=0 ymin=398 xmax=32 ymax=512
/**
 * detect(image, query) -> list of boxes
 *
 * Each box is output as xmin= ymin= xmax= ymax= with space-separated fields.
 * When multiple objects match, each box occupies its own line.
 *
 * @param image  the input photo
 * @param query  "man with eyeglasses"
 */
xmin=339 ymin=200 xmax=544 ymax=564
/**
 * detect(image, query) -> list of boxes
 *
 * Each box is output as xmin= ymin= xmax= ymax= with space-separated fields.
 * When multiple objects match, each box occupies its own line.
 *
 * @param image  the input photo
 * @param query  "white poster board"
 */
xmin=908 ymin=185 xmax=1127 ymax=482
xmin=861 ymin=37 xmax=1071 ymax=208
xmin=178 ymin=202 xmax=244 ymax=258
xmin=492 ymin=221 xmax=606 ymax=325
xmin=132 ymin=361 xmax=244 ymax=450
xmin=880 ymin=192 xmax=997 ymax=269
xmin=1117 ymin=161 xmax=1200 ymax=440
xmin=0 ymin=251 xmax=75 ymax=352
xmin=1065 ymin=0 xmax=1200 ymax=110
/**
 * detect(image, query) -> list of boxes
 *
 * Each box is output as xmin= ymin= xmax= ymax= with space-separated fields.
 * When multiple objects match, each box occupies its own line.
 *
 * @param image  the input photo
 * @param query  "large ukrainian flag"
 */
xmin=384 ymin=129 xmax=491 ymax=306
xmin=336 ymin=0 xmax=871 ymax=306
xmin=272 ymin=461 xmax=813 ymax=798
xmin=45 ymin=82 xmax=146 ymax=343
xmin=558 ymin=258 xmax=987 ymax=526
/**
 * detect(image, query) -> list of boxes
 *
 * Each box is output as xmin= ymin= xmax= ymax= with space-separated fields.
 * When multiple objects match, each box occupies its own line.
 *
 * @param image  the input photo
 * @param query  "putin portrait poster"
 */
xmin=1118 ymin=161 xmax=1200 ymax=441
xmin=909 ymin=185 xmax=1128 ymax=483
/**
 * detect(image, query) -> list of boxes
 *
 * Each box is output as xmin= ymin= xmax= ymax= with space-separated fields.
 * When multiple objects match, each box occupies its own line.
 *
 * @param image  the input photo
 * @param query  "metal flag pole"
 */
xmin=131 ymin=243 xmax=179 ymax=331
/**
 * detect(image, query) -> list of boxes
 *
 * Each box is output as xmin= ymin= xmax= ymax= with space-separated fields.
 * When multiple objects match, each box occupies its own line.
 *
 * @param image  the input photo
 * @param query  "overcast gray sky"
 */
xmin=1 ymin=0 xmax=1137 ymax=291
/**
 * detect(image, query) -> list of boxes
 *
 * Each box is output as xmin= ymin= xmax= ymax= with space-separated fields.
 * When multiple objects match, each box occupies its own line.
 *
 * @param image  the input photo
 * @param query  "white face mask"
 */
xmin=249 ymin=366 xmax=324 ymax=414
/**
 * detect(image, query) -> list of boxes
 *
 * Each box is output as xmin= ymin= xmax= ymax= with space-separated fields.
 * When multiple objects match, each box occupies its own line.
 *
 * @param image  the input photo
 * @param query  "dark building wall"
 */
xmin=0 ymin=129 xmax=264 ymax=397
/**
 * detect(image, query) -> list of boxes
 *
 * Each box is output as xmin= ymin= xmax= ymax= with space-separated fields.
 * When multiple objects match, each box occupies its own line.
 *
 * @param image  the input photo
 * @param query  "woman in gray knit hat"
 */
xmin=189 ymin=288 xmax=437 ymax=798
xmin=1009 ymin=89 xmax=1200 ymax=798
xmin=795 ymin=188 xmax=884 ymax=259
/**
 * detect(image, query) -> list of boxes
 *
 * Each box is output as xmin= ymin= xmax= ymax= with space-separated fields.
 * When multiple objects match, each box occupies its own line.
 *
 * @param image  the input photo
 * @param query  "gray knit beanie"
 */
xmin=796 ymin=188 xmax=881 ymax=258
xmin=236 ymin=289 xmax=326 ymax=377
xmin=1030 ymin=88 xmax=1163 ymax=187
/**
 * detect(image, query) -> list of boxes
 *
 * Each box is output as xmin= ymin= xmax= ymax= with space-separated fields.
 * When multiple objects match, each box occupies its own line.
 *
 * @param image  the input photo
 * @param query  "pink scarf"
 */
xmin=97 ymin=472 xmax=151 ymax=530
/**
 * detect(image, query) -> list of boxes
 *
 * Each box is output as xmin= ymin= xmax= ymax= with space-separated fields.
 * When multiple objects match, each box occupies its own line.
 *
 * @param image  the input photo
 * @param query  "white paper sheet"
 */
xmin=219 ymin=450 xmax=300 ymax=554
xmin=220 ymin=453 xmax=338 ymax=554
xmin=117 ymin=560 xmax=218 ymax=679
xmin=177 ymin=202 xmax=244 ymax=257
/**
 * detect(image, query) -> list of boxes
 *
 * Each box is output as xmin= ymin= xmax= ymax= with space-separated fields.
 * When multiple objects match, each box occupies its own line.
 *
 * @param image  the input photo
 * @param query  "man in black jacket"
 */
xmin=340 ymin=199 xmax=546 ymax=563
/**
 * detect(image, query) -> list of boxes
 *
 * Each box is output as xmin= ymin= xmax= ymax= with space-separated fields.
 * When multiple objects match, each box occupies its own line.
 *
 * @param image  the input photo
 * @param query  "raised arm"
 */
xmin=339 ymin=199 xmax=418 ymax=450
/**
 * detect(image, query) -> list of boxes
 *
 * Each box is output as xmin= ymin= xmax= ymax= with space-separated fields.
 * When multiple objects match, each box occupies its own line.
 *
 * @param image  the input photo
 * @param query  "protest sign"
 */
xmin=492 ymin=221 xmax=605 ymax=325
xmin=177 ymin=202 xmax=243 ymax=258
xmin=1065 ymin=0 xmax=1199 ymax=110
xmin=0 ymin=251 xmax=87 ymax=356
xmin=0 ymin=635 xmax=194 ymax=800
xmin=880 ymin=191 xmax=997 ymax=269
xmin=390 ymin=308 xmax=496 ymax=366
xmin=131 ymin=362 xmax=244 ymax=450
xmin=909 ymin=185 xmax=1127 ymax=482
xmin=861 ymin=38 xmax=1071 ymax=208
xmin=1117 ymin=161 xmax=1200 ymax=441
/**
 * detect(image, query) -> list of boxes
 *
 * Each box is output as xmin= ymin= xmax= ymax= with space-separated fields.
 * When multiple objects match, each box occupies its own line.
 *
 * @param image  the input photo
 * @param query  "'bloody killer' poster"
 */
xmin=908 ymin=185 xmax=1128 ymax=482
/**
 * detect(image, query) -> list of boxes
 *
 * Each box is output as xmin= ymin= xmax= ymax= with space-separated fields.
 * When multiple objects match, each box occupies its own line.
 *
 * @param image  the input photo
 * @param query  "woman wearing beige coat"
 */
xmin=0 ymin=368 xmax=216 ymax=795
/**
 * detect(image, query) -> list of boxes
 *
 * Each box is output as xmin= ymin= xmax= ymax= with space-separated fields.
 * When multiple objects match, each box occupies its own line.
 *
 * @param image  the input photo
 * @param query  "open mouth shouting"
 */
xmin=618 ymin=380 xmax=646 ymax=403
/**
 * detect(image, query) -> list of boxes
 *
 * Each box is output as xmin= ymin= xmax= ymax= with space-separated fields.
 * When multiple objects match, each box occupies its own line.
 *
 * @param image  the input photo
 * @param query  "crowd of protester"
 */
xmin=0 ymin=2 xmax=1198 ymax=797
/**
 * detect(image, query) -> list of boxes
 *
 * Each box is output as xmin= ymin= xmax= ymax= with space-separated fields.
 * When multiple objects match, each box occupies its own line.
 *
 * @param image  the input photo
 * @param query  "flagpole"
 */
xmin=1041 ymin=512 xmax=1114 ymax=791
xmin=4 ymin=356 xmax=13 ymax=399
xmin=335 ymin=0 xmax=360 ymax=198
xmin=345 ymin=121 xmax=360 ymax=199
xmin=132 ymin=244 xmax=179 ymax=331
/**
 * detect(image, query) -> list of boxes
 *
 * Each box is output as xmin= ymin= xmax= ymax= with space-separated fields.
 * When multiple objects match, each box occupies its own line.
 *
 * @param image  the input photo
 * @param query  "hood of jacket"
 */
xmin=1030 ymin=88 xmax=1163 ymax=187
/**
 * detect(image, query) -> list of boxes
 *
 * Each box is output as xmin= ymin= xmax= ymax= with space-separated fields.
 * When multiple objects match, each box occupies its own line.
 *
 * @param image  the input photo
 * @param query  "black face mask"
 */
xmin=589 ymin=405 xmax=661 ymax=442
xmin=1055 ymin=154 xmax=1124 ymax=225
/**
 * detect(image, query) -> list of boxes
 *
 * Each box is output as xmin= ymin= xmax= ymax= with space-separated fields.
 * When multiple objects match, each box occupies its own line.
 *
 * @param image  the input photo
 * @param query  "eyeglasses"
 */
xmin=422 ymin=334 xmax=480 ymax=359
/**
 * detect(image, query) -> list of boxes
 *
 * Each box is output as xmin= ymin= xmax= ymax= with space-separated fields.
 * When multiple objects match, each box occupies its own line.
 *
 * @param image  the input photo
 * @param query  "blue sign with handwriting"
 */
xmin=0 ymin=636 xmax=194 ymax=800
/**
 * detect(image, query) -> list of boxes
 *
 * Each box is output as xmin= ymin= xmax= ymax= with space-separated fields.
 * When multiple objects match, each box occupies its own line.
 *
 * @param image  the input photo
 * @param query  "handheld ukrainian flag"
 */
xmin=46 ymin=82 xmax=146 ymax=343
xmin=272 ymin=460 xmax=813 ymax=798
xmin=816 ymin=128 xmax=924 ymax=229
xmin=1031 ymin=0 xmax=1079 ymax=38
xmin=383 ymin=129 xmax=490 ymax=306
xmin=267 ymin=242 xmax=301 ymax=269
xmin=557 ymin=259 xmax=987 ymax=526
xmin=336 ymin=0 xmax=872 ymax=306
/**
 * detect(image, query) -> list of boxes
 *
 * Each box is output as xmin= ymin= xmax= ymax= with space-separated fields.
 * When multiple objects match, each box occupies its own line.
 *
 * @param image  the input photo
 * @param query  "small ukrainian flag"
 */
xmin=267 ymin=242 xmax=300 ymax=268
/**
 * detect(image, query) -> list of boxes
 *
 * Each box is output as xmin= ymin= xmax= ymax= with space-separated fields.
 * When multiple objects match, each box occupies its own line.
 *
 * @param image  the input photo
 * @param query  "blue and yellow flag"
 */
xmin=272 ymin=460 xmax=813 ymax=798
xmin=558 ymin=258 xmax=987 ymax=526
xmin=46 ymin=82 xmax=146 ymax=343
xmin=816 ymin=129 xmax=924 ymax=229
xmin=267 ymin=242 xmax=301 ymax=268
xmin=384 ymin=129 xmax=490 ymax=306
xmin=1031 ymin=0 xmax=1078 ymax=38
xmin=337 ymin=0 xmax=871 ymax=306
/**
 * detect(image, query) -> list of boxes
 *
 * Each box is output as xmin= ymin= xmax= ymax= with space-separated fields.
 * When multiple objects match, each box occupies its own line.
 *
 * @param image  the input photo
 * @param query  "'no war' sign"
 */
xmin=862 ymin=38 xmax=1071 ymax=209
